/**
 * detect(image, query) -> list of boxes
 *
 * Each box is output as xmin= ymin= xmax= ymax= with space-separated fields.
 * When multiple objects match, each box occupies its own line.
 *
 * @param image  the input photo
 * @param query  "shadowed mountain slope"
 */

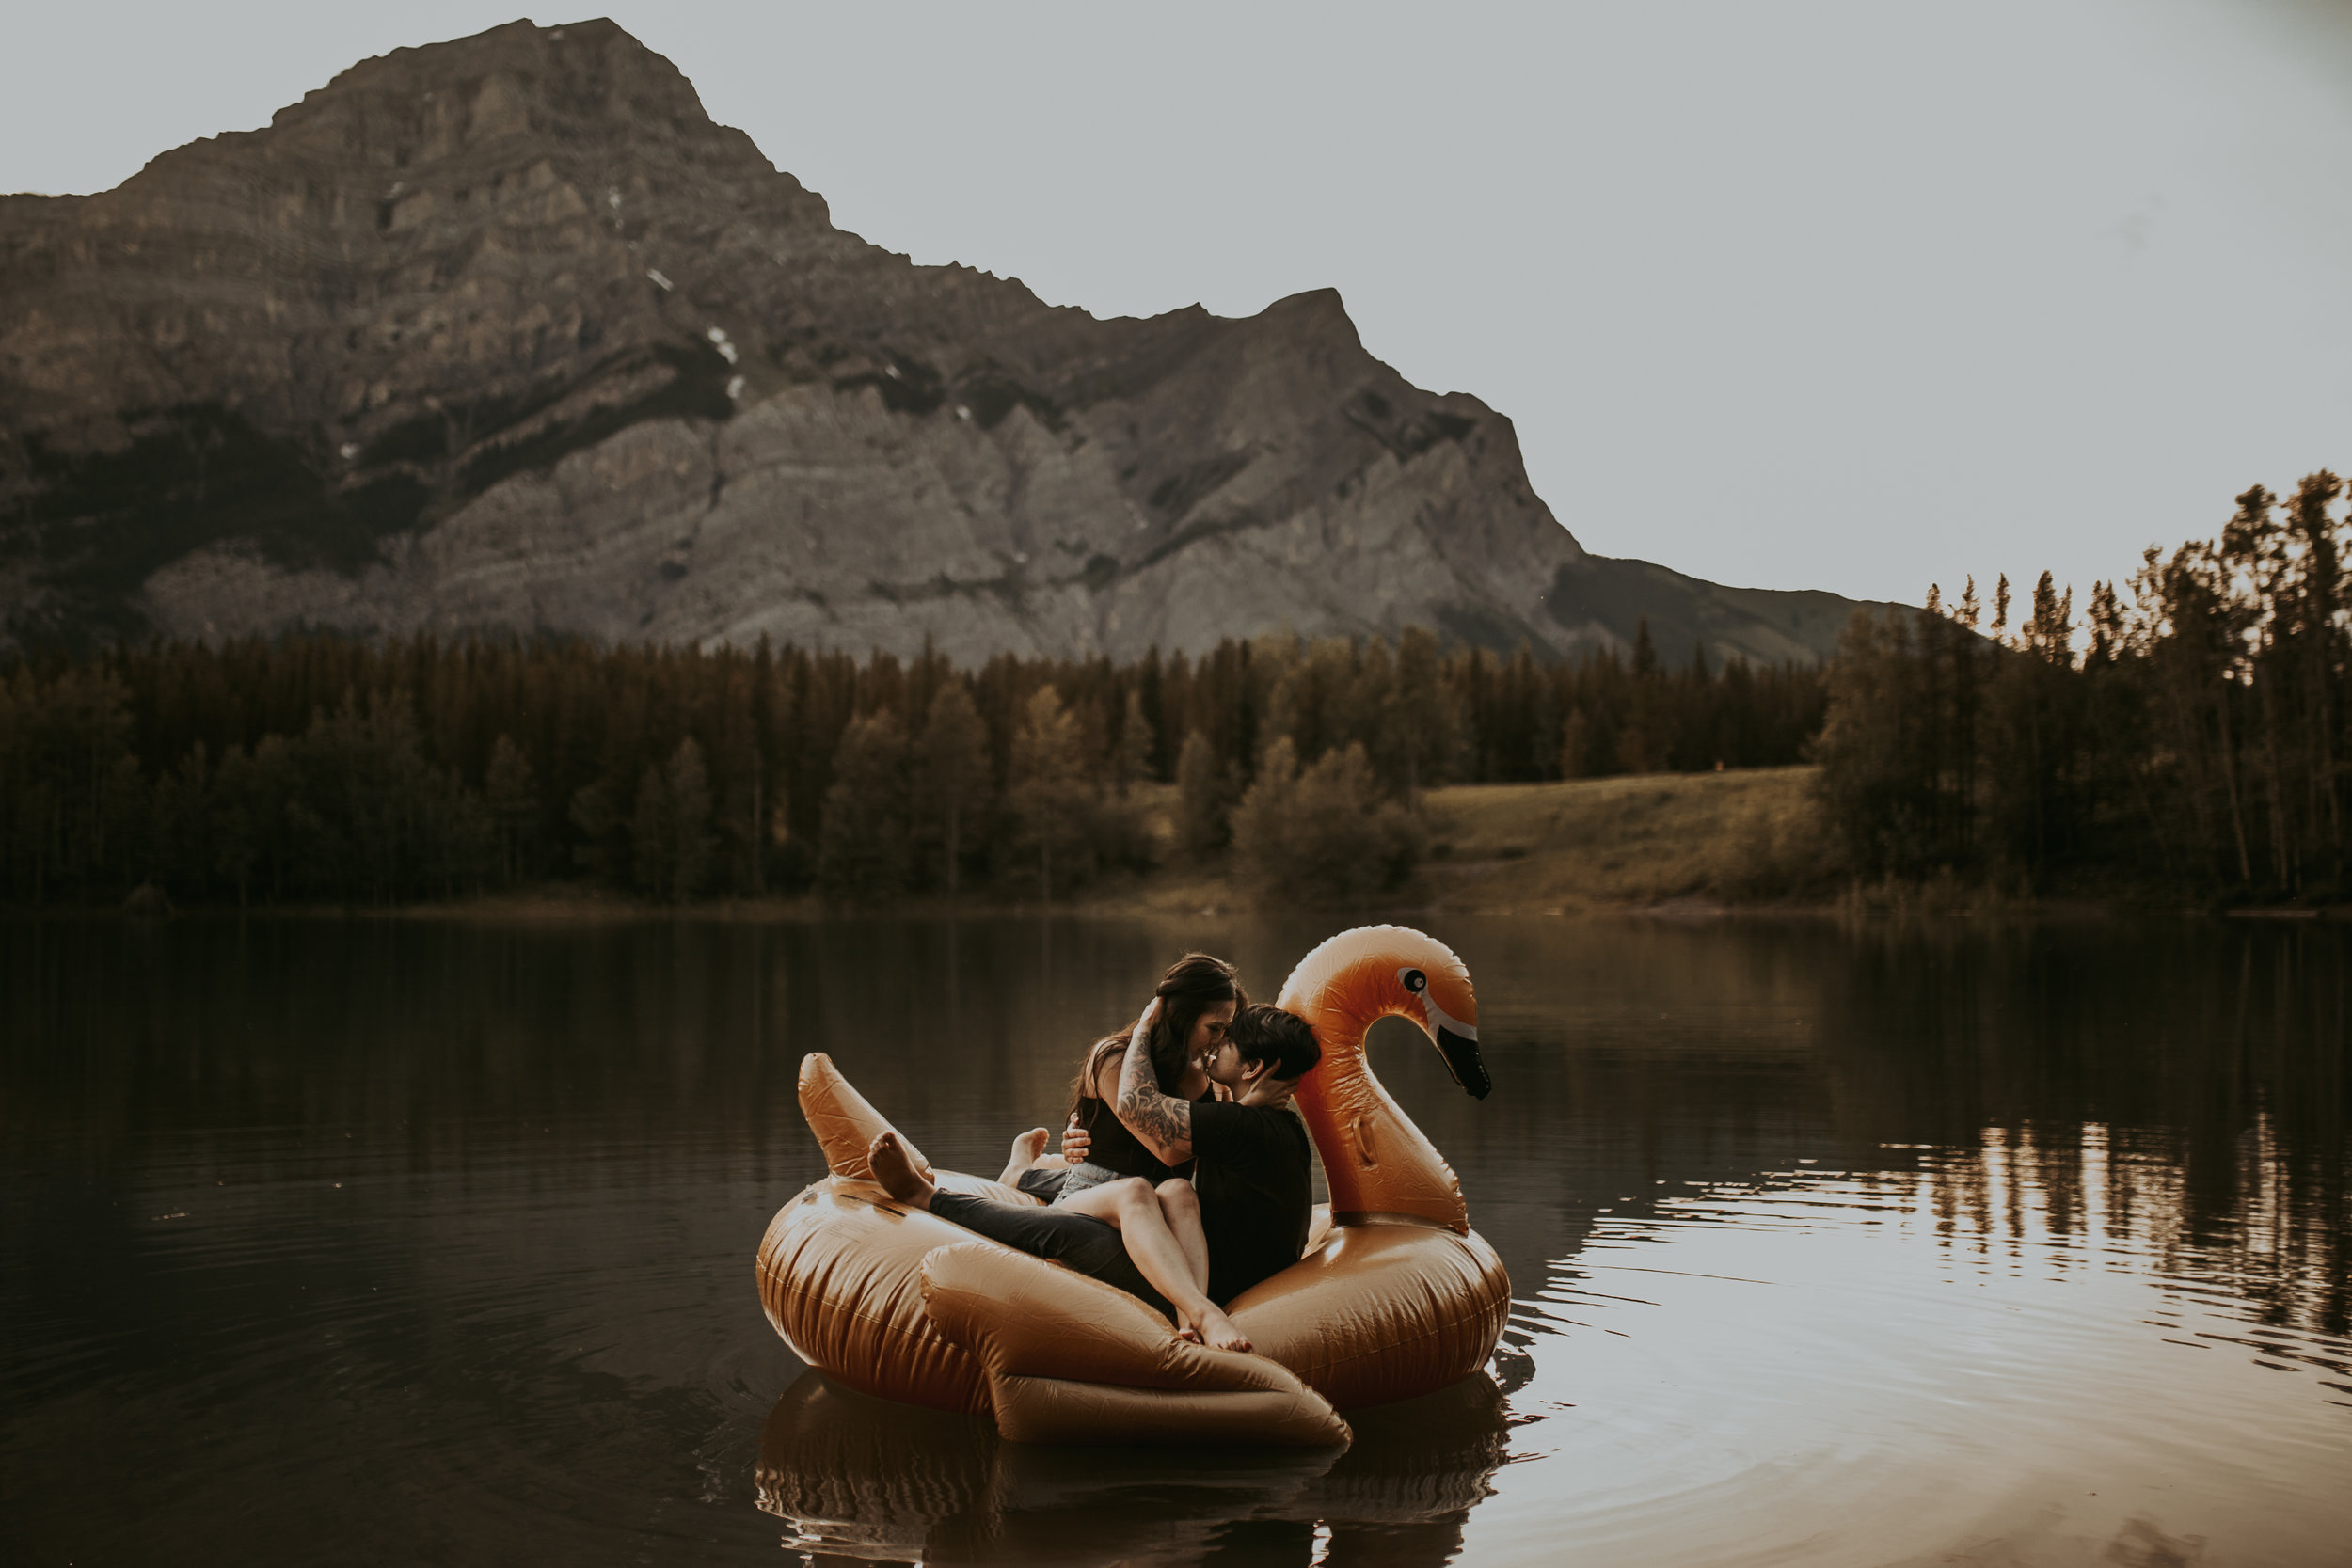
xmin=0 ymin=19 xmax=1880 ymax=662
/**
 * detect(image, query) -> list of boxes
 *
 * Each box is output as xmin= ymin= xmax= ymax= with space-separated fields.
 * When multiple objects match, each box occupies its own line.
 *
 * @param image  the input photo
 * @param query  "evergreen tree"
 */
xmin=569 ymin=779 xmax=626 ymax=885
xmin=818 ymin=712 xmax=915 ymax=900
xmin=1115 ymin=688 xmax=1154 ymax=795
xmin=664 ymin=736 xmax=716 ymax=901
xmin=919 ymin=683 xmax=989 ymax=896
xmin=211 ymin=744 xmax=260 ymax=907
xmin=1812 ymin=608 xmax=1952 ymax=877
xmin=1558 ymin=706 xmax=1593 ymax=780
xmin=1231 ymin=738 xmax=1422 ymax=904
xmin=1177 ymin=728 xmax=1232 ymax=858
xmin=485 ymin=734 xmax=537 ymax=884
xmin=1008 ymin=686 xmax=1092 ymax=901
xmin=1384 ymin=626 xmax=1456 ymax=803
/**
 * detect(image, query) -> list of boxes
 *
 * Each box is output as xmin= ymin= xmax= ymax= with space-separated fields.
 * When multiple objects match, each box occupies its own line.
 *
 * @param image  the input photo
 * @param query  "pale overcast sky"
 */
xmin=7 ymin=0 xmax=2351 ymax=609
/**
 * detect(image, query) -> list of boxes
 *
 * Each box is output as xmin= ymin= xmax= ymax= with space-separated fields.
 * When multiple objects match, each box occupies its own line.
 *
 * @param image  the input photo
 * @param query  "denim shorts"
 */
xmin=1052 ymin=1160 xmax=1127 ymax=1201
xmin=1011 ymin=1159 xmax=1125 ymax=1206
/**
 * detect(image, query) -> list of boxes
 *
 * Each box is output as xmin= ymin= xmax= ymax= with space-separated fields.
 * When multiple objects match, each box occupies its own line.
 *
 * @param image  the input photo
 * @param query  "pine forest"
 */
xmin=0 ymin=622 xmax=1819 ymax=909
xmin=7 ymin=472 xmax=2349 ymax=911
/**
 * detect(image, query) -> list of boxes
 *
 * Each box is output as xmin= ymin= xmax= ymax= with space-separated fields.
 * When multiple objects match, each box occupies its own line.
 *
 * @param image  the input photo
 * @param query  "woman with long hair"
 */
xmin=1007 ymin=952 xmax=1244 ymax=1203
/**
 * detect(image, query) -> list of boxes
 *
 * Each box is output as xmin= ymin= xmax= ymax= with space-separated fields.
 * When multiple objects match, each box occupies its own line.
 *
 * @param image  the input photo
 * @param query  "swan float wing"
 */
xmin=921 ymin=1241 xmax=1351 ymax=1447
xmin=755 ymin=1178 xmax=993 ymax=1415
xmin=1227 ymin=1222 xmax=1512 ymax=1410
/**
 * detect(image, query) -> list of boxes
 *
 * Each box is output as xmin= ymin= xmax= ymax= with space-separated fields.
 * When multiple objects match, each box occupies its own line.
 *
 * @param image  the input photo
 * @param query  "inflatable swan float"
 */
xmin=754 ymin=926 xmax=1510 ymax=1446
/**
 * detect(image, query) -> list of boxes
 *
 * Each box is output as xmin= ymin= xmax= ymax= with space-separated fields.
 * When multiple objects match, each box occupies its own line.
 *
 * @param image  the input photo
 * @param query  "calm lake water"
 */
xmin=2 ymin=912 xmax=2346 ymax=1568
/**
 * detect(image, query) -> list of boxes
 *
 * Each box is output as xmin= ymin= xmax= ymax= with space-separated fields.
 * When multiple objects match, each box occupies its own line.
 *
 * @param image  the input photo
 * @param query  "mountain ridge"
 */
xmin=0 ymin=18 xmax=1883 ymax=663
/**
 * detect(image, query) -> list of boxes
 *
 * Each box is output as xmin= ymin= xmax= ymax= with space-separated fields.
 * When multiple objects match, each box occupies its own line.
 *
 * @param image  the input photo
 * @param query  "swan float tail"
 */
xmin=800 ymin=1052 xmax=933 ymax=1181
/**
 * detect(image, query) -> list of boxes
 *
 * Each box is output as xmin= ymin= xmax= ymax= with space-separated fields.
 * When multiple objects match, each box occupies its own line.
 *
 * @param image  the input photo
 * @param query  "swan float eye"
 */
xmin=1397 ymin=963 xmax=1489 ymax=1099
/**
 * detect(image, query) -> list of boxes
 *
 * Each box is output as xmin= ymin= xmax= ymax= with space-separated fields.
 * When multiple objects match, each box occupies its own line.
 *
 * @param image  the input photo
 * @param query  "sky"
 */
xmin=7 ymin=0 xmax=2352 ymax=609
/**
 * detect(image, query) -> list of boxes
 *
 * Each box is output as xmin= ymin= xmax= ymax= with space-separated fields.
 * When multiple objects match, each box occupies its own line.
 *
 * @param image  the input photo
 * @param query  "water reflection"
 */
xmin=1806 ymin=923 xmax=2350 ymax=1340
xmin=2 ymin=913 xmax=2347 ymax=1566
xmin=1439 ymin=918 xmax=2348 ymax=1344
xmin=755 ymin=1371 xmax=1506 ymax=1566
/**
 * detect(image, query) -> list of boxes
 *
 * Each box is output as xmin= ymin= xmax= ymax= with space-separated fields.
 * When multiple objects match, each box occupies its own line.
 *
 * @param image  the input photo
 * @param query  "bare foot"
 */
xmin=996 ymin=1126 xmax=1051 ymax=1186
xmin=866 ymin=1132 xmax=935 ymax=1210
xmin=1185 ymin=1305 xmax=1251 ymax=1354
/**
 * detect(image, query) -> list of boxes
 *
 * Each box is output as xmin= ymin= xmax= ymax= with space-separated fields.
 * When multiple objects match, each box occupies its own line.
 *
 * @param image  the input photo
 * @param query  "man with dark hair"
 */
xmin=1119 ymin=1001 xmax=1322 ymax=1308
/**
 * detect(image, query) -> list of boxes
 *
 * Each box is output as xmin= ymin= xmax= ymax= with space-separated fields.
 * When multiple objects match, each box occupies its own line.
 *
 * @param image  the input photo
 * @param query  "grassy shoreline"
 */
xmin=403 ymin=768 xmax=1844 ymax=920
xmin=41 ymin=768 xmax=1836 ymax=922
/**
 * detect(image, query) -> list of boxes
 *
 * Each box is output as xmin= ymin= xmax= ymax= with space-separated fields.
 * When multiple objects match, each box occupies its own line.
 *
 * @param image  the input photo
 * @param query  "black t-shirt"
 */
xmin=1190 ymin=1100 xmax=1313 ymax=1307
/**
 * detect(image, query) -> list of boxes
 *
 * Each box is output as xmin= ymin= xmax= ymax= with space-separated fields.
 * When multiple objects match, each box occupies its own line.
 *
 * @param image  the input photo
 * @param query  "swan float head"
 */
xmin=1276 ymin=926 xmax=1490 ymax=1234
xmin=1392 ymin=956 xmax=1489 ymax=1100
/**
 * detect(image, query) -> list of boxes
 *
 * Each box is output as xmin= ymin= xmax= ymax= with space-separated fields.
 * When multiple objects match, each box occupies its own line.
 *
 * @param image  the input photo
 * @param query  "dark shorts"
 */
xmin=1014 ymin=1167 xmax=1069 ymax=1203
xmin=927 ymin=1190 xmax=1173 ymax=1322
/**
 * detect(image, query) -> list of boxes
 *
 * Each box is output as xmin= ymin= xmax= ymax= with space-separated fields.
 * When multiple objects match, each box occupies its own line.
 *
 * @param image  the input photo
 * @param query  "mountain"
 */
xmin=0 ymin=19 xmax=1875 ymax=664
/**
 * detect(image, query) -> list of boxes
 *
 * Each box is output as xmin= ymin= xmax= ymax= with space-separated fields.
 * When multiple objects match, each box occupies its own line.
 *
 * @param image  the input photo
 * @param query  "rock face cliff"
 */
xmin=0 ymin=19 xmax=1868 ymax=663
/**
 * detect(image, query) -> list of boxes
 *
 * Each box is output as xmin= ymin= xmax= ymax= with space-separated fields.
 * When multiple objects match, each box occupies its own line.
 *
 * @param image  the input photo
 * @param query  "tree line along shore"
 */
xmin=4 ymin=470 xmax=2349 ymax=915
xmin=1 ymin=622 xmax=1817 ymax=911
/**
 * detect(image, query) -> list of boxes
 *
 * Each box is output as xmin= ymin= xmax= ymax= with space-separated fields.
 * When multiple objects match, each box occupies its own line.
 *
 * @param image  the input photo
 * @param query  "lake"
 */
xmin=2 ymin=912 xmax=2346 ymax=1567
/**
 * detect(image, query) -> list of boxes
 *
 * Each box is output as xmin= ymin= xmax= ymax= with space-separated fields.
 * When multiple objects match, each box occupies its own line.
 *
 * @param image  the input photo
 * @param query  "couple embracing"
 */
xmin=865 ymin=954 xmax=1319 ymax=1354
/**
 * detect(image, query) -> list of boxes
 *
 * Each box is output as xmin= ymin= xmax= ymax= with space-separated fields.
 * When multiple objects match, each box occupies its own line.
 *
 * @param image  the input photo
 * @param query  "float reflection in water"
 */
xmin=755 ymin=926 xmax=1510 ymax=1445
xmin=755 ymin=1369 xmax=1509 ymax=1566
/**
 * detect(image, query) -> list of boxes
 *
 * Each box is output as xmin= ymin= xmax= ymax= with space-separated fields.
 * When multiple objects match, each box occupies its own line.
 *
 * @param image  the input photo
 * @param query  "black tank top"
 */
xmin=1074 ymin=1093 xmax=1196 ymax=1184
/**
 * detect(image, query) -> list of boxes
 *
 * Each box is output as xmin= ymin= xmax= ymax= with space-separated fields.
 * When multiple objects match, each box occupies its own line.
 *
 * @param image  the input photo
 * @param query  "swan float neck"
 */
xmin=1276 ymin=926 xmax=1488 ymax=1235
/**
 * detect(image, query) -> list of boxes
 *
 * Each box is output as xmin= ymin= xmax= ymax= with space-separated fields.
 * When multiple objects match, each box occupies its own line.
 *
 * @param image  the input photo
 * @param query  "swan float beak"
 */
xmin=1398 ymin=966 xmax=1491 ymax=1100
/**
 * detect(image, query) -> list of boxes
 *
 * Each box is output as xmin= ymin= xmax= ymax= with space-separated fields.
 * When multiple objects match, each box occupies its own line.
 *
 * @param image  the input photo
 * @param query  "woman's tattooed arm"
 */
xmin=1116 ymin=1003 xmax=1193 ymax=1163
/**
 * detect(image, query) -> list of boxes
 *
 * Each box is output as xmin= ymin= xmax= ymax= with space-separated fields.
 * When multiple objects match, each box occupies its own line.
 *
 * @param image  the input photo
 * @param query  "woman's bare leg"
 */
xmin=1058 ymin=1178 xmax=1251 ymax=1353
xmin=1153 ymin=1179 xmax=1211 ymax=1294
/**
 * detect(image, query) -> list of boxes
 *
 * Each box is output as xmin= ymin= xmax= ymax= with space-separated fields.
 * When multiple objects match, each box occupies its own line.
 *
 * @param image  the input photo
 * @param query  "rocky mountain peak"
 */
xmin=0 ymin=20 xmax=1872 ymax=662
